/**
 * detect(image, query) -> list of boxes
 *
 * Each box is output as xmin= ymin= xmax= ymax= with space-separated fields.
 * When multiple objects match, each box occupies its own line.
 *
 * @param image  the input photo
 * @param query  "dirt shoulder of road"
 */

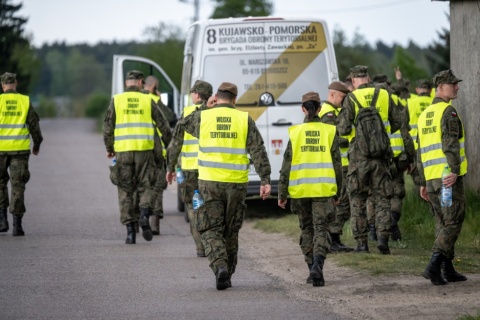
xmin=239 ymin=220 xmax=480 ymax=320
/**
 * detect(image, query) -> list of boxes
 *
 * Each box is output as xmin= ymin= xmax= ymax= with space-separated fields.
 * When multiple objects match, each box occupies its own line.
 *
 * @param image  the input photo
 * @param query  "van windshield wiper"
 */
xmin=236 ymin=101 xmax=258 ymax=106
xmin=277 ymin=100 xmax=302 ymax=106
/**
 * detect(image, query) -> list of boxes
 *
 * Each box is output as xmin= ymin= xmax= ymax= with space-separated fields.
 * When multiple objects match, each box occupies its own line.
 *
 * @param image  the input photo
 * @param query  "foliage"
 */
xmin=426 ymin=26 xmax=450 ymax=73
xmin=85 ymin=92 xmax=110 ymax=118
xmin=210 ymin=0 xmax=274 ymax=18
xmin=0 ymin=0 xmax=39 ymax=93
xmin=35 ymin=95 xmax=57 ymax=118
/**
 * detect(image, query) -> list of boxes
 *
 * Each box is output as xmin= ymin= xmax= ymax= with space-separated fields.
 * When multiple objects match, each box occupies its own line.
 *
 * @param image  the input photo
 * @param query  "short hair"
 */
xmin=216 ymin=90 xmax=236 ymax=102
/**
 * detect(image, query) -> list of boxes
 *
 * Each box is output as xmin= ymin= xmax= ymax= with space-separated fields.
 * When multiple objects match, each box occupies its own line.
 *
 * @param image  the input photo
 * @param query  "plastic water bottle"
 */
xmin=111 ymin=157 xmax=116 ymax=166
xmin=192 ymin=189 xmax=204 ymax=210
xmin=176 ymin=167 xmax=185 ymax=184
xmin=441 ymin=165 xmax=452 ymax=207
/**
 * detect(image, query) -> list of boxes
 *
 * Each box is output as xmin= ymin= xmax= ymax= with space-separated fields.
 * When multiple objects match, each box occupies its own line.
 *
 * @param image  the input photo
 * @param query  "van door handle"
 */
xmin=272 ymin=119 xmax=292 ymax=126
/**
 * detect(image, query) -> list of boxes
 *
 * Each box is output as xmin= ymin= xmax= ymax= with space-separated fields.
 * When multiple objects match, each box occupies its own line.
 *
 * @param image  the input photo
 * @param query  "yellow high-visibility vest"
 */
xmin=288 ymin=122 xmax=337 ymax=198
xmin=408 ymin=95 xmax=433 ymax=150
xmin=114 ymin=92 xmax=154 ymax=152
xmin=320 ymin=103 xmax=349 ymax=167
xmin=198 ymin=107 xmax=249 ymax=183
xmin=181 ymin=104 xmax=201 ymax=170
xmin=418 ymin=101 xmax=467 ymax=180
xmin=147 ymin=93 xmax=167 ymax=157
xmin=0 ymin=93 xmax=30 ymax=151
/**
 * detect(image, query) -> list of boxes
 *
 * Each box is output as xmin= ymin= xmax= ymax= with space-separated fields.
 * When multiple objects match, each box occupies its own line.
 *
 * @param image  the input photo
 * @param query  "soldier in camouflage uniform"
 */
xmin=180 ymin=82 xmax=271 ymax=290
xmin=337 ymin=65 xmax=404 ymax=254
xmin=278 ymin=92 xmax=342 ymax=287
xmin=103 ymin=70 xmax=172 ymax=244
xmin=318 ymin=81 xmax=353 ymax=253
xmin=417 ymin=69 xmax=468 ymax=285
xmin=0 ymin=72 xmax=43 ymax=236
xmin=166 ymin=80 xmax=213 ymax=257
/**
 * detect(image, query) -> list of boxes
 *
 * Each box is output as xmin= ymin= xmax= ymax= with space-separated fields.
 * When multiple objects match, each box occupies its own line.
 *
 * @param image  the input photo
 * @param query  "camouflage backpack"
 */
xmin=350 ymin=88 xmax=391 ymax=158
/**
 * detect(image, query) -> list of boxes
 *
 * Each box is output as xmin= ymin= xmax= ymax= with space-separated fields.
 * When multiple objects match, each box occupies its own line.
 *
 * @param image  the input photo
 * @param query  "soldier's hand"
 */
xmin=420 ymin=186 xmax=429 ymax=202
xmin=394 ymin=66 xmax=402 ymax=80
xmin=278 ymin=199 xmax=287 ymax=209
xmin=166 ymin=171 xmax=175 ymax=185
xmin=443 ymin=172 xmax=458 ymax=188
xmin=260 ymin=184 xmax=271 ymax=200
xmin=106 ymin=152 xmax=115 ymax=159
xmin=207 ymin=96 xmax=217 ymax=108
xmin=32 ymin=145 xmax=40 ymax=156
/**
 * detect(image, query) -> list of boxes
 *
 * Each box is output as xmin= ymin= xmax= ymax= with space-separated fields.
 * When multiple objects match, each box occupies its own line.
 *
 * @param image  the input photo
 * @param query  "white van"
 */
xmin=111 ymin=17 xmax=338 ymax=209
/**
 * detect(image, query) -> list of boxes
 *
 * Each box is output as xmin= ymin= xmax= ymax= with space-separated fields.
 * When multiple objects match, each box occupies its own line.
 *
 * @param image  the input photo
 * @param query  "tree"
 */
xmin=0 ymin=0 xmax=39 ymax=93
xmin=210 ymin=0 xmax=273 ymax=18
xmin=426 ymin=26 xmax=450 ymax=74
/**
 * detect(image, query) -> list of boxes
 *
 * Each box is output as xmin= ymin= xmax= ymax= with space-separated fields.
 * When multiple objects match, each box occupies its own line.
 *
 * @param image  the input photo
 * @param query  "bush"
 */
xmin=85 ymin=93 xmax=110 ymax=118
xmin=36 ymin=95 xmax=57 ymax=118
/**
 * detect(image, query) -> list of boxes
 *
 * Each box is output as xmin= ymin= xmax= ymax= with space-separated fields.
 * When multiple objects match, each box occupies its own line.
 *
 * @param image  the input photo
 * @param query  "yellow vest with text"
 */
xmin=0 ymin=93 xmax=30 ymax=151
xmin=198 ymin=107 xmax=249 ymax=183
xmin=319 ymin=103 xmax=349 ymax=167
xmin=148 ymin=93 xmax=167 ymax=157
xmin=408 ymin=95 xmax=433 ymax=150
xmin=288 ymin=122 xmax=337 ymax=198
xmin=417 ymin=102 xmax=467 ymax=180
xmin=114 ymin=92 xmax=154 ymax=152
xmin=181 ymin=104 xmax=200 ymax=170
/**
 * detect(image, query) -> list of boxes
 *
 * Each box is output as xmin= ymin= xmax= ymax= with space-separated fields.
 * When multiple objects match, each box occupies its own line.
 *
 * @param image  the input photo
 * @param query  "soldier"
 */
xmin=180 ymin=82 xmax=271 ymax=290
xmin=103 ymin=70 xmax=172 ymax=244
xmin=417 ymin=69 xmax=468 ymax=285
xmin=166 ymin=80 xmax=213 ymax=257
xmin=278 ymin=92 xmax=342 ymax=287
xmin=318 ymin=81 xmax=353 ymax=253
xmin=337 ymin=65 xmax=404 ymax=254
xmin=0 ymin=72 xmax=43 ymax=236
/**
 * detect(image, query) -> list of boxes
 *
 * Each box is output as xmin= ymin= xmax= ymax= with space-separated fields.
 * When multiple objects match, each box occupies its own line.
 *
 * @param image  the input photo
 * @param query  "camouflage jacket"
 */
xmin=166 ymin=102 xmax=206 ymax=173
xmin=416 ymin=97 xmax=465 ymax=185
xmin=278 ymin=115 xmax=342 ymax=201
xmin=0 ymin=89 xmax=43 ymax=155
xmin=103 ymin=86 xmax=172 ymax=153
xmin=320 ymin=101 xmax=349 ymax=150
xmin=180 ymin=103 xmax=271 ymax=185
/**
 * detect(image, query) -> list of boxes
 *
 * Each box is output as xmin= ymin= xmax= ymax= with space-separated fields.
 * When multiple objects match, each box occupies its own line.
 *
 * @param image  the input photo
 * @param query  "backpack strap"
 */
xmin=371 ymin=87 xmax=380 ymax=107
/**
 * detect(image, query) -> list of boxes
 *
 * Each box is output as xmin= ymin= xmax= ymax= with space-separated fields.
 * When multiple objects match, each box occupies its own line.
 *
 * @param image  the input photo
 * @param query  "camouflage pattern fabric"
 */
xmin=328 ymin=166 xmax=350 ymax=235
xmin=152 ymin=132 xmax=167 ymax=218
xmin=181 ymin=170 xmax=204 ymax=253
xmin=0 ymin=154 xmax=30 ymax=216
xmin=292 ymin=197 xmax=334 ymax=262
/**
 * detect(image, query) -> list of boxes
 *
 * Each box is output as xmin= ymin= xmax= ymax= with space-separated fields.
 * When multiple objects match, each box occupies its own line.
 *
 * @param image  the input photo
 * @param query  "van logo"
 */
xmin=271 ymin=139 xmax=283 ymax=155
xmin=259 ymin=92 xmax=274 ymax=106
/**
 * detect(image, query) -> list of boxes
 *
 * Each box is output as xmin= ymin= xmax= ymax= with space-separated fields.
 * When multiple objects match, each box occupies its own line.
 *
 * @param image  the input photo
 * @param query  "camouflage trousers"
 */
xmin=0 ymin=154 xmax=30 ymax=217
xmin=292 ymin=197 xmax=334 ymax=263
xmin=196 ymin=180 xmax=247 ymax=276
xmin=347 ymin=158 xmax=392 ymax=241
xmin=426 ymin=176 xmax=466 ymax=260
xmin=181 ymin=170 xmax=204 ymax=253
xmin=328 ymin=166 xmax=350 ymax=235
xmin=152 ymin=140 xmax=167 ymax=218
xmin=115 ymin=151 xmax=156 ymax=225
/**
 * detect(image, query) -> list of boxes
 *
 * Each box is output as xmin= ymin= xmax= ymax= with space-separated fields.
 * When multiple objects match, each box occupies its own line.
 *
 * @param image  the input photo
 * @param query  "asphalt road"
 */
xmin=0 ymin=119 xmax=344 ymax=320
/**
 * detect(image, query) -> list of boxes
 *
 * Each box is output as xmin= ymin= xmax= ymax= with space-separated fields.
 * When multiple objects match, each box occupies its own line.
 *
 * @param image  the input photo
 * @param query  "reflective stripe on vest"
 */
xmin=418 ymin=102 xmax=467 ymax=180
xmin=408 ymin=95 xmax=433 ymax=150
xmin=114 ymin=92 xmax=154 ymax=152
xmin=181 ymin=105 xmax=200 ymax=170
xmin=320 ymin=102 xmax=349 ymax=166
xmin=389 ymin=131 xmax=404 ymax=157
xmin=288 ymin=122 xmax=337 ymax=198
xmin=198 ymin=107 xmax=249 ymax=183
xmin=0 ymin=93 xmax=30 ymax=151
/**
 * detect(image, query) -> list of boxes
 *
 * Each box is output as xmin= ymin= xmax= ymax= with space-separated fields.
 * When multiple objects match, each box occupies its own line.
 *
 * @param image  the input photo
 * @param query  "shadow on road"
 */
xmin=245 ymin=197 xmax=291 ymax=219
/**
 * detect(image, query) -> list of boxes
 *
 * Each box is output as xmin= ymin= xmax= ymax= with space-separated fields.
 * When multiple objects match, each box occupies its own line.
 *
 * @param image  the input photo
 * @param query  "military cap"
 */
xmin=349 ymin=65 xmax=369 ymax=78
xmin=190 ymin=80 xmax=213 ymax=97
xmin=372 ymin=74 xmax=391 ymax=85
xmin=302 ymin=91 xmax=321 ymax=103
xmin=415 ymin=79 xmax=433 ymax=89
xmin=1 ymin=72 xmax=17 ymax=84
xmin=125 ymin=70 xmax=144 ymax=80
xmin=218 ymin=82 xmax=238 ymax=96
xmin=432 ymin=69 xmax=462 ymax=86
xmin=328 ymin=81 xmax=350 ymax=94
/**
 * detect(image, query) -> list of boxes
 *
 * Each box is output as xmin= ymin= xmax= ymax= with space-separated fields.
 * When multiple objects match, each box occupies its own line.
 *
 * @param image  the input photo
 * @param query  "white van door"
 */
xmin=112 ymin=55 xmax=180 ymax=117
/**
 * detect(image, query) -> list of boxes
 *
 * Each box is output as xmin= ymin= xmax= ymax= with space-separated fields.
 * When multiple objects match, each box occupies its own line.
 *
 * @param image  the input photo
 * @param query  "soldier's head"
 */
xmin=1 ymin=72 xmax=17 ymax=91
xmin=344 ymin=75 xmax=354 ymax=92
xmin=349 ymin=65 xmax=369 ymax=89
xmin=327 ymin=81 xmax=350 ymax=107
xmin=433 ymin=69 xmax=462 ymax=101
xmin=125 ymin=70 xmax=144 ymax=88
xmin=415 ymin=79 xmax=433 ymax=95
xmin=144 ymin=75 xmax=159 ymax=94
xmin=301 ymin=91 xmax=321 ymax=120
xmin=214 ymin=82 xmax=237 ymax=105
xmin=190 ymin=80 xmax=213 ymax=103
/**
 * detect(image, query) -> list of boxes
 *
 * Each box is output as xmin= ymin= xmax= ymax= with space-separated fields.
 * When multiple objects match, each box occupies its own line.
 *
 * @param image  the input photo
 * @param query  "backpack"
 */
xmin=350 ymin=87 xmax=391 ymax=158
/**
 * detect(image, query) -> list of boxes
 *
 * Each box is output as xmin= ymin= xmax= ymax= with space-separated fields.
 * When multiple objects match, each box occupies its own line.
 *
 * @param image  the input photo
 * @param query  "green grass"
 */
xmin=253 ymin=177 xmax=480 ymax=276
xmin=457 ymin=311 xmax=480 ymax=320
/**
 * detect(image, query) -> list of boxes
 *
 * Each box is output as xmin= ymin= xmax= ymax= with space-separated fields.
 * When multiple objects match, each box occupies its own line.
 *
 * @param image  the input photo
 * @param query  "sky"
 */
xmin=15 ymin=0 xmax=450 ymax=48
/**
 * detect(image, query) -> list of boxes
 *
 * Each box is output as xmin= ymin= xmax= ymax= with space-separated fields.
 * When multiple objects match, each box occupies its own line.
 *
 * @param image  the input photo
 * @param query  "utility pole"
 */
xmin=179 ymin=0 xmax=200 ymax=22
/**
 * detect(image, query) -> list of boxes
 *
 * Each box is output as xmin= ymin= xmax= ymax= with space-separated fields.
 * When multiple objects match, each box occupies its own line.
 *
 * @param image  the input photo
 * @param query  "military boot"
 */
xmin=310 ymin=255 xmax=325 ymax=287
xmin=12 ymin=216 xmax=25 ymax=236
xmin=422 ymin=252 xmax=447 ymax=285
xmin=150 ymin=215 xmax=160 ymax=235
xmin=442 ymin=258 xmax=467 ymax=282
xmin=139 ymin=208 xmax=153 ymax=241
xmin=377 ymin=237 xmax=390 ymax=254
xmin=353 ymin=239 xmax=369 ymax=253
xmin=391 ymin=211 xmax=402 ymax=241
xmin=306 ymin=264 xmax=313 ymax=284
xmin=215 ymin=266 xmax=230 ymax=290
xmin=125 ymin=222 xmax=136 ymax=244
xmin=0 ymin=208 xmax=9 ymax=233
xmin=369 ymin=224 xmax=377 ymax=241
xmin=330 ymin=233 xmax=353 ymax=253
